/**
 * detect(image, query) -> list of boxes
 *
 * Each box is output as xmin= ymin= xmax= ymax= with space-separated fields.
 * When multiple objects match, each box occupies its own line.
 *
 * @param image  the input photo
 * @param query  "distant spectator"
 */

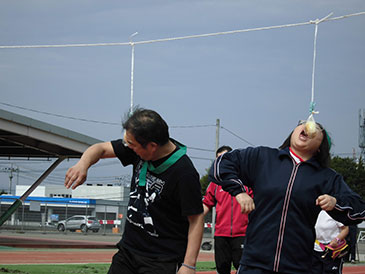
xmin=203 ymin=145 xmax=252 ymax=274
xmin=348 ymin=225 xmax=358 ymax=263
xmin=311 ymin=210 xmax=349 ymax=274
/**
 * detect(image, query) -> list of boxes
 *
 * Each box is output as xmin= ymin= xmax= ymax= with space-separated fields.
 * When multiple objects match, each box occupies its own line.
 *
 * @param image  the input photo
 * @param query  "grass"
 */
xmin=0 ymin=262 xmax=217 ymax=274
xmin=0 ymin=264 xmax=109 ymax=274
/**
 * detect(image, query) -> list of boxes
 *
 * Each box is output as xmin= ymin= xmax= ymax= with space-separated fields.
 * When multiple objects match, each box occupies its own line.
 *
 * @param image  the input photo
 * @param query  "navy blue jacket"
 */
xmin=208 ymin=146 xmax=364 ymax=273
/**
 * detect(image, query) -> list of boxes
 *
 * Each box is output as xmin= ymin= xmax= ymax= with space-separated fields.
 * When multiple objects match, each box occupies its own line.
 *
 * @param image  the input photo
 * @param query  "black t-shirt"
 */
xmin=111 ymin=139 xmax=203 ymax=261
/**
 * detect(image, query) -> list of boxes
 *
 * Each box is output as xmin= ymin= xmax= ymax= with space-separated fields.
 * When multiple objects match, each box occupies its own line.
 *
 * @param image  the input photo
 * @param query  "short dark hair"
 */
xmin=216 ymin=145 xmax=232 ymax=157
xmin=279 ymin=122 xmax=331 ymax=168
xmin=122 ymin=108 xmax=169 ymax=148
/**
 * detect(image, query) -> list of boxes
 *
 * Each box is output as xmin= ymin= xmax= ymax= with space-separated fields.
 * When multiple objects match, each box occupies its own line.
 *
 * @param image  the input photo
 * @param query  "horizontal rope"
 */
xmin=0 ymin=11 xmax=364 ymax=49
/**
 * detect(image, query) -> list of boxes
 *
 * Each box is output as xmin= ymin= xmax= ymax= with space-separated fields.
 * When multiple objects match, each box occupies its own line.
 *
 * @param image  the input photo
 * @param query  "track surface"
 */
xmin=1 ymin=233 xmax=364 ymax=274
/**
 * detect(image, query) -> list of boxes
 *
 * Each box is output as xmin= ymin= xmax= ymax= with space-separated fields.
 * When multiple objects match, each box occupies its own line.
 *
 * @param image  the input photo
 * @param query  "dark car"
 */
xmin=57 ymin=215 xmax=101 ymax=233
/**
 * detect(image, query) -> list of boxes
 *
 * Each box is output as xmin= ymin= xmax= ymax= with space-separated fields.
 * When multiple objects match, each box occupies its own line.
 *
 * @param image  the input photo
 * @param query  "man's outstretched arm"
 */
xmin=64 ymin=142 xmax=115 ymax=189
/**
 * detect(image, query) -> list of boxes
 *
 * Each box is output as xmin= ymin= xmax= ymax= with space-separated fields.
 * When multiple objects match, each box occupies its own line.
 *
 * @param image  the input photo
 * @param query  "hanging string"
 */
xmin=304 ymin=13 xmax=334 ymax=139
xmin=310 ymin=23 xmax=319 ymax=115
xmin=309 ymin=12 xmax=333 ymax=115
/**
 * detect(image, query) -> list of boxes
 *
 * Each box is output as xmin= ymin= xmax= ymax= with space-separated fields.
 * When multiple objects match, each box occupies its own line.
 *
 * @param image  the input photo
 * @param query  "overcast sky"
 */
xmin=0 ymin=1 xmax=364 ymax=193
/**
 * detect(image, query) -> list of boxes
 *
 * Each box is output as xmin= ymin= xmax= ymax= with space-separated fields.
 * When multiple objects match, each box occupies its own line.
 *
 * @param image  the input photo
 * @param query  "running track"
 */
xmin=0 ymin=234 xmax=364 ymax=273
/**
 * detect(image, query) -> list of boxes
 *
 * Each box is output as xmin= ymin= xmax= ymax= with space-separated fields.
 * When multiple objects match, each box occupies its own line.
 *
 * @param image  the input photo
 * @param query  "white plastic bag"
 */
xmin=304 ymin=114 xmax=318 ymax=138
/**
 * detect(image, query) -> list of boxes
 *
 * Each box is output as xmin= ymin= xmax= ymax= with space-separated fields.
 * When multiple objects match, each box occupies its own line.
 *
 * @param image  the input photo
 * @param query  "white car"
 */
xmin=57 ymin=215 xmax=101 ymax=233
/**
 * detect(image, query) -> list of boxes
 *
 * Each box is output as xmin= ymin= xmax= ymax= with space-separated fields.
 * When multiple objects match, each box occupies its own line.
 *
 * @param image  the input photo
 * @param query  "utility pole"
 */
xmin=211 ymin=118 xmax=220 ymax=238
xmin=215 ymin=118 xmax=220 ymax=153
xmin=359 ymin=109 xmax=365 ymax=160
xmin=129 ymin=32 xmax=138 ymax=115
xmin=1 ymin=164 xmax=19 ymax=195
xmin=9 ymin=164 xmax=13 ymax=195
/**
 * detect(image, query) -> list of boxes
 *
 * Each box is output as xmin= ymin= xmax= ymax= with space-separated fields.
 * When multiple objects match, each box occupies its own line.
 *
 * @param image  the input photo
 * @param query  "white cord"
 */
xmin=310 ymin=13 xmax=333 ymax=114
xmin=0 ymin=11 xmax=363 ymax=49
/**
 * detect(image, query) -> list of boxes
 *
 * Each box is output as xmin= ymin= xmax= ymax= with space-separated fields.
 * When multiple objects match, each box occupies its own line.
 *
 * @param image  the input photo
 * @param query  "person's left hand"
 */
xmin=329 ymin=238 xmax=339 ymax=248
xmin=316 ymin=194 xmax=337 ymax=211
xmin=235 ymin=192 xmax=255 ymax=214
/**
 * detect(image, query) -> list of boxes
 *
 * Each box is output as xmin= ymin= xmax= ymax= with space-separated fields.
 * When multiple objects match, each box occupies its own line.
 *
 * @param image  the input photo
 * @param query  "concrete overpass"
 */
xmin=0 ymin=108 xmax=103 ymax=226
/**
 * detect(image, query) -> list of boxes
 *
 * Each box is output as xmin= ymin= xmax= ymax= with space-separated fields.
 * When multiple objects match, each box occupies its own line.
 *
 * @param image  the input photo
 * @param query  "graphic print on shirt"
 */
xmin=127 ymin=161 xmax=166 ymax=237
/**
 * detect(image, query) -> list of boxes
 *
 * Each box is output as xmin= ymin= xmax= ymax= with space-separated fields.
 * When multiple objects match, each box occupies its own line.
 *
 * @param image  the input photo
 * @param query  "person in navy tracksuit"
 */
xmin=208 ymin=120 xmax=365 ymax=274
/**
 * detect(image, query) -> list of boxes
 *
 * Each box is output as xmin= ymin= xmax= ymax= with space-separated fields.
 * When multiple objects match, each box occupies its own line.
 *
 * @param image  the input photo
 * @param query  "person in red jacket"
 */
xmin=203 ymin=145 xmax=252 ymax=274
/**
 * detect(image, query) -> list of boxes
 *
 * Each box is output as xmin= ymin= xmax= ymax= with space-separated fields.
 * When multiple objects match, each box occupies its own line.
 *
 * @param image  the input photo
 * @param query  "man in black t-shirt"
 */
xmin=64 ymin=108 xmax=204 ymax=274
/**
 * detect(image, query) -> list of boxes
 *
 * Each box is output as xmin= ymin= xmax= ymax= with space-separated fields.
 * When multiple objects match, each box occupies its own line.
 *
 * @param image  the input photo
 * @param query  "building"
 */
xmin=0 ymin=184 xmax=130 ymax=231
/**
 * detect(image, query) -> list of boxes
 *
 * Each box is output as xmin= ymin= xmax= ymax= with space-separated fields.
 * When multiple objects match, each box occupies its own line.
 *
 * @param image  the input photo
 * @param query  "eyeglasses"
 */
xmin=297 ymin=120 xmax=323 ymax=131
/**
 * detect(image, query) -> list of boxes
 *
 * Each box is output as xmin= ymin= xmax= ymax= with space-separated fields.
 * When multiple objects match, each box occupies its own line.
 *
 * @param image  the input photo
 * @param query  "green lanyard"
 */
xmin=138 ymin=142 xmax=187 ymax=187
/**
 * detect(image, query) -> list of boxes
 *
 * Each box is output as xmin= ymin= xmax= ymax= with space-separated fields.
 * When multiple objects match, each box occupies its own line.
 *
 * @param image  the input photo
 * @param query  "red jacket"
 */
xmin=203 ymin=182 xmax=252 ymax=237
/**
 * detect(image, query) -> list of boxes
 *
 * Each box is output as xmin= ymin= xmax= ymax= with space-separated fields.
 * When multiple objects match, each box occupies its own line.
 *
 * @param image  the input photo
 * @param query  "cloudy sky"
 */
xmin=0 ymin=1 xmax=364 ymax=193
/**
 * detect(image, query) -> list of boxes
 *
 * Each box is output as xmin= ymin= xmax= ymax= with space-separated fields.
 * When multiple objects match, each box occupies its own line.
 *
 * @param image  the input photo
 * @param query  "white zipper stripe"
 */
xmin=273 ymin=160 xmax=299 ymax=272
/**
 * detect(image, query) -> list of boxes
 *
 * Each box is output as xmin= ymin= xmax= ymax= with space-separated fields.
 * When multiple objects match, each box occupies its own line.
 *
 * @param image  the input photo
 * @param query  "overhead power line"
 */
xmin=0 ymin=101 xmax=218 ymax=130
xmin=171 ymin=124 xmax=215 ymax=128
xmin=0 ymin=102 xmax=121 ymax=125
xmin=189 ymin=156 xmax=214 ymax=161
xmin=221 ymin=126 xmax=255 ymax=146
xmin=0 ymin=99 xmax=261 ymax=148
xmin=188 ymin=147 xmax=215 ymax=152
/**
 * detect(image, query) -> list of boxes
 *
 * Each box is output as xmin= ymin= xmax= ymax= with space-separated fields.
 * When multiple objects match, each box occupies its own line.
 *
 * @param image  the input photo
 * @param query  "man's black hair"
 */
xmin=122 ymin=108 xmax=169 ymax=148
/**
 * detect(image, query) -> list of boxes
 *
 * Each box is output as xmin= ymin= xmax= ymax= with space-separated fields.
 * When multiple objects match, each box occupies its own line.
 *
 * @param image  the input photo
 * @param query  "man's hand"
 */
xmin=235 ymin=192 xmax=255 ymax=214
xmin=64 ymin=142 xmax=114 ymax=190
xmin=64 ymin=162 xmax=88 ymax=190
xmin=316 ymin=194 xmax=337 ymax=211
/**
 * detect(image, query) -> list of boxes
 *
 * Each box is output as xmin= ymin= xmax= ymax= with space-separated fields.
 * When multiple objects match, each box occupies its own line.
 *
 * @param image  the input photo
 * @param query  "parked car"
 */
xmin=57 ymin=215 xmax=101 ymax=233
xmin=39 ymin=221 xmax=57 ymax=230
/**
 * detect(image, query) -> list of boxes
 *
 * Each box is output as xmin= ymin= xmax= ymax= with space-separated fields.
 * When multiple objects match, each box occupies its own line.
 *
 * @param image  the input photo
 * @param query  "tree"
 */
xmin=330 ymin=156 xmax=365 ymax=199
xmin=200 ymin=171 xmax=210 ymax=195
